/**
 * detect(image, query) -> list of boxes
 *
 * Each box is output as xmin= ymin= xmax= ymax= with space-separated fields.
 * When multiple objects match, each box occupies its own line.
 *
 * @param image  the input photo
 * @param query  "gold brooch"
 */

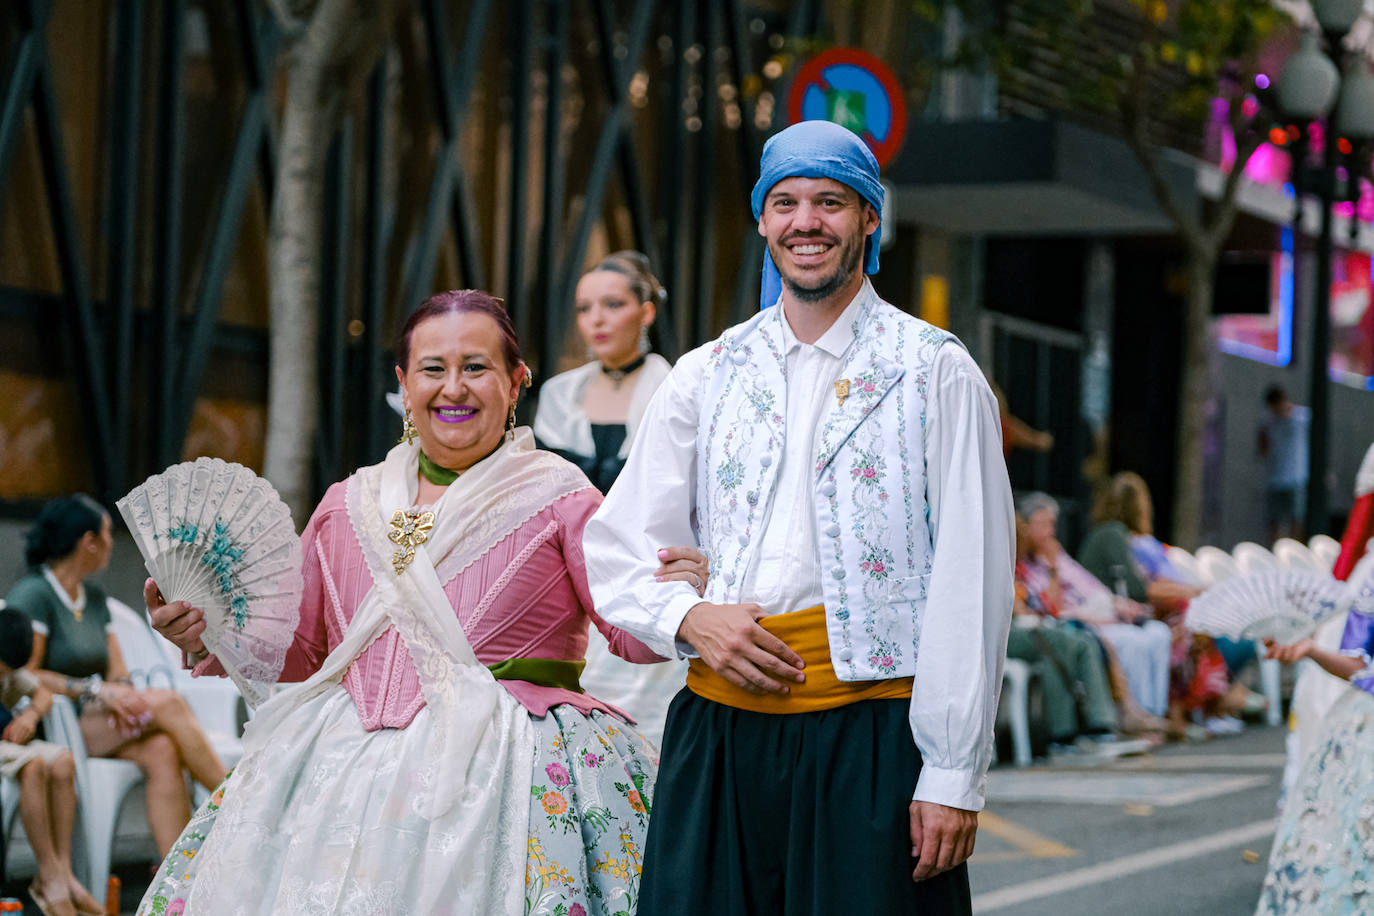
xmin=834 ymin=379 xmax=850 ymax=407
xmin=388 ymin=509 xmax=435 ymax=575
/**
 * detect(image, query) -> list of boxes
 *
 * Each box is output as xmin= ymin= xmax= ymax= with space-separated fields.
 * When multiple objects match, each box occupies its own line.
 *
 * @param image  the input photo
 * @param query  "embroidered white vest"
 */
xmin=695 ymin=289 xmax=957 ymax=681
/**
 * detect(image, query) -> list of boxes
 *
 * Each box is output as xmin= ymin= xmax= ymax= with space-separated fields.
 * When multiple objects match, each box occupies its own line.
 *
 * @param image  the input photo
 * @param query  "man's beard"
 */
xmin=774 ymin=232 xmax=865 ymax=303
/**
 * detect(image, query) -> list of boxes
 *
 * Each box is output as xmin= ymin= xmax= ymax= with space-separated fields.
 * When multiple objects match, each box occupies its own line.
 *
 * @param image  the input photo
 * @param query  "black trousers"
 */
xmin=638 ymin=690 xmax=972 ymax=916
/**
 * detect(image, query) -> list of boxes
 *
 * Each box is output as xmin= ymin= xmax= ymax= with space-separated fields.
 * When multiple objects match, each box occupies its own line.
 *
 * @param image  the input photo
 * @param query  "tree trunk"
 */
xmin=262 ymin=0 xmax=395 ymax=525
xmin=1170 ymin=246 xmax=1217 ymax=549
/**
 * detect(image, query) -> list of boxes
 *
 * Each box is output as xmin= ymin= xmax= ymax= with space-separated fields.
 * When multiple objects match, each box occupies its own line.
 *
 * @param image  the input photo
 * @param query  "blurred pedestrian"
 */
xmin=1257 ymin=385 xmax=1310 ymax=542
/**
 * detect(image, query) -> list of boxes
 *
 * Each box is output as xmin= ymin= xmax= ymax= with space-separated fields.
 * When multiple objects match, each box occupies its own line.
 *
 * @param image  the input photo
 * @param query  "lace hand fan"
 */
xmin=117 ymin=458 xmax=302 ymax=706
xmin=1184 ymin=569 xmax=1347 ymax=645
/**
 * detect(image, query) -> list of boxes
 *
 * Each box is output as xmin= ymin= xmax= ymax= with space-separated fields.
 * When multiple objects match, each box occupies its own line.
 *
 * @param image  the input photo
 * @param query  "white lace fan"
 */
xmin=117 ymin=458 xmax=302 ymax=706
xmin=1184 ymin=569 xmax=1348 ymax=645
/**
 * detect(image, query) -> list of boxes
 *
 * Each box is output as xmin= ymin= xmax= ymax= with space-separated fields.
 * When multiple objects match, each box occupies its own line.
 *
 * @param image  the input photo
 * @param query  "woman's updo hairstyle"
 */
xmin=589 ymin=250 xmax=667 ymax=310
xmin=396 ymin=290 xmax=524 ymax=375
xmin=25 ymin=494 xmax=108 ymax=569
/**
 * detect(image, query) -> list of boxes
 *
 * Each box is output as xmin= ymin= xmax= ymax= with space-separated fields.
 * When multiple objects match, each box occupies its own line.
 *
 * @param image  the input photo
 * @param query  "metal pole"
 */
xmin=1305 ymin=123 xmax=1336 ymax=536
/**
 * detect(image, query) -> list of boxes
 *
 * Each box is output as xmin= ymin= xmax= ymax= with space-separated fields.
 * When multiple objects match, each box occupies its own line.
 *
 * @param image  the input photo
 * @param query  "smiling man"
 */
xmin=584 ymin=119 xmax=1014 ymax=915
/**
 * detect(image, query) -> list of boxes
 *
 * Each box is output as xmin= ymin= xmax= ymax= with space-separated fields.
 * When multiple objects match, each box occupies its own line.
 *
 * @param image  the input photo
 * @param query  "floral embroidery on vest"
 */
xmin=699 ymin=288 xmax=958 ymax=681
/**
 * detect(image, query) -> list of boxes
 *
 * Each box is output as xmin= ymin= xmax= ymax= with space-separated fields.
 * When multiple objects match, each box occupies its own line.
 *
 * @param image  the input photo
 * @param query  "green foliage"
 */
xmin=921 ymin=0 xmax=1288 ymax=132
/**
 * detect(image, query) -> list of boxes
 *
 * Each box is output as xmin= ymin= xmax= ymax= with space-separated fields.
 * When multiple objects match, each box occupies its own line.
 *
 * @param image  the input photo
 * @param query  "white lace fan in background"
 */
xmin=1184 ymin=569 xmax=1347 ymax=645
xmin=117 ymin=458 xmax=302 ymax=706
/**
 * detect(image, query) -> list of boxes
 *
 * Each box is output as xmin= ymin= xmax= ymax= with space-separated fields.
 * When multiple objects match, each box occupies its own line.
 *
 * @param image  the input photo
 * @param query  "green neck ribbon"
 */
xmin=417 ymin=451 xmax=460 ymax=486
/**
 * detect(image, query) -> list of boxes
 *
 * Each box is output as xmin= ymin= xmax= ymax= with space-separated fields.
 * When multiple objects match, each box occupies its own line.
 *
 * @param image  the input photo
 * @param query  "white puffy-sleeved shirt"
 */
xmin=584 ymin=287 xmax=1014 ymax=812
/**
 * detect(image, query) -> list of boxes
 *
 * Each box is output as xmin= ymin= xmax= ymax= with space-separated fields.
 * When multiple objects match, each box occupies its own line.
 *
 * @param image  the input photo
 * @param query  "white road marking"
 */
xmin=971 ymin=818 xmax=1276 ymax=913
xmin=988 ymin=771 xmax=1270 ymax=807
xmin=1110 ymin=752 xmax=1287 ymax=771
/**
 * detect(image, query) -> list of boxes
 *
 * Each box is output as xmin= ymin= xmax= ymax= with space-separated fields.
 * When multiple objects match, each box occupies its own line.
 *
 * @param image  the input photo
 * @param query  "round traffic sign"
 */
xmin=788 ymin=47 xmax=909 ymax=169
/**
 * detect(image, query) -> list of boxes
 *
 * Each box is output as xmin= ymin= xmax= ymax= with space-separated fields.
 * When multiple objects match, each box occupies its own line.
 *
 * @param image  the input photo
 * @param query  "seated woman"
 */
xmin=5 ymin=495 xmax=227 ymax=858
xmin=534 ymin=250 xmax=684 ymax=747
xmin=1077 ymin=472 xmax=1250 ymax=737
xmin=137 ymin=290 xmax=706 ymax=915
xmin=1008 ymin=515 xmax=1120 ymax=748
xmin=1016 ymin=493 xmax=1170 ymax=736
xmin=0 ymin=608 xmax=103 ymax=916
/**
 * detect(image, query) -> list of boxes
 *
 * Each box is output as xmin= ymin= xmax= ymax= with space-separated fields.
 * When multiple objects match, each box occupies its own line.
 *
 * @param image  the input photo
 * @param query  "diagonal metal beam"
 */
xmin=691 ymin=0 xmax=719 ymax=343
xmin=32 ymin=47 xmax=115 ymax=498
xmin=588 ymin=0 xmax=661 ymax=274
xmin=361 ymin=61 xmax=390 ymax=458
xmin=554 ymin=0 xmax=657 ymax=323
xmin=105 ymin=0 xmax=145 ymax=491
xmin=535 ymin=0 xmax=569 ymax=377
xmin=401 ymin=0 xmax=495 ymax=313
xmin=0 ymin=40 xmax=39 ymax=195
xmin=506 ymin=0 xmax=534 ymax=330
xmin=236 ymin=0 xmax=278 ymax=199
xmin=661 ymin=0 xmax=696 ymax=354
xmin=154 ymin=0 xmax=187 ymax=468
xmin=170 ymin=93 xmax=270 ymax=448
xmin=317 ymin=119 xmax=352 ymax=487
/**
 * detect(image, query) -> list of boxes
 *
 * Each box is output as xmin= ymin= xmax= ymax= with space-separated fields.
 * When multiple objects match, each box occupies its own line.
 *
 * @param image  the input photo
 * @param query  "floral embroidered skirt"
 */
xmin=1256 ymin=687 xmax=1374 ymax=916
xmin=525 ymin=706 xmax=658 ymax=916
xmin=136 ymin=688 xmax=656 ymax=916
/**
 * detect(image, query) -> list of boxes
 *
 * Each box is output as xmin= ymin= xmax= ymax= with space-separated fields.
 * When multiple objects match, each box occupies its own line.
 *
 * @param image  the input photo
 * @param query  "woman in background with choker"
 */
xmin=535 ymin=251 xmax=684 ymax=747
xmin=534 ymin=250 xmax=671 ymax=493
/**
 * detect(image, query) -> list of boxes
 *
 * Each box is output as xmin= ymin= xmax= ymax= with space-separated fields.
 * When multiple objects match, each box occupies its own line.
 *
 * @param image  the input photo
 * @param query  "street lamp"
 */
xmin=1275 ymin=2 xmax=1373 ymax=536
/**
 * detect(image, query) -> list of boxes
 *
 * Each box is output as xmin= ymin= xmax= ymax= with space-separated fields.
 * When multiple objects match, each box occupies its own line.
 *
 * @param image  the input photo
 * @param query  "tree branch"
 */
xmin=1121 ymin=48 xmax=1206 ymax=251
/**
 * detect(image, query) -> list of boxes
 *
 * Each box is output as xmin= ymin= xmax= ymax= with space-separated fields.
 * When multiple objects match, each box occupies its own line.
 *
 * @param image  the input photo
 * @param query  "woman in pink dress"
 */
xmin=136 ymin=291 xmax=704 ymax=916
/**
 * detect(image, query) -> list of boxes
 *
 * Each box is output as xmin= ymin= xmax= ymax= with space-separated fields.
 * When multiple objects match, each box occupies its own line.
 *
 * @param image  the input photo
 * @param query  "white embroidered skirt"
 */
xmin=1255 ymin=687 xmax=1374 ymax=916
xmin=137 ymin=685 xmax=530 ymax=916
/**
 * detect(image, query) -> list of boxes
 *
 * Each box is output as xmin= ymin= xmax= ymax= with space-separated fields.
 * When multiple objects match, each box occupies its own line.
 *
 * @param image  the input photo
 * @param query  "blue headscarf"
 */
xmin=751 ymin=120 xmax=885 ymax=310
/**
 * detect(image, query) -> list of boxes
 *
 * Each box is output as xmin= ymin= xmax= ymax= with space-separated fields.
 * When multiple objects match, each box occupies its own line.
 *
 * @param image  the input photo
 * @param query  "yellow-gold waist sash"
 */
xmin=686 ymin=604 xmax=913 ymax=714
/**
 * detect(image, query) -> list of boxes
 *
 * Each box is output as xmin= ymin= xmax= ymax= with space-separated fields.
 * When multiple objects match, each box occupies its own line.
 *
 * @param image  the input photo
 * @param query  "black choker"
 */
xmin=601 ymin=353 xmax=647 ymax=386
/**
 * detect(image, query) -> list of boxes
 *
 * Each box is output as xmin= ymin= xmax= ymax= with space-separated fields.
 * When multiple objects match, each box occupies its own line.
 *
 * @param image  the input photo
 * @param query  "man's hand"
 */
xmin=677 ymin=603 xmax=805 ymax=694
xmin=910 ymin=801 xmax=978 ymax=881
xmin=144 ymin=578 xmax=208 ymax=658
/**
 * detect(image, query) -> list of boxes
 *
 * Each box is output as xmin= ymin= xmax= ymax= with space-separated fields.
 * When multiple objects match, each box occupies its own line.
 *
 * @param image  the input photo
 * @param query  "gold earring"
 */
xmin=400 ymin=408 xmax=418 ymax=445
xmin=506 ymin=404 xmax=517 ymax=441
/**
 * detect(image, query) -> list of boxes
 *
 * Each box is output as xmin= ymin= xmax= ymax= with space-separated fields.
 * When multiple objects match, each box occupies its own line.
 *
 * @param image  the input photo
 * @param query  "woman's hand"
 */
xmin=655 ymin=546 xmax=709 ymax=597
xmin=144 ymin=578 xmax=208 ymax=658
xmin=2 ymin=707 xmax=39 ymax=745
xmin=1264 ymin=637 xmax=1314 ymax=665
xmin=97 ymin=682 xmax=154 ymax=737
xmin=1115 ymin=598 xmax=1150 ymax=624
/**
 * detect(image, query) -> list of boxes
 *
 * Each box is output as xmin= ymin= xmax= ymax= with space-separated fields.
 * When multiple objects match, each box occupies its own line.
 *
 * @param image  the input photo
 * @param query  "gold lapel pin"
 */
xmin=834 ymin=379 xmax=850 ymax=407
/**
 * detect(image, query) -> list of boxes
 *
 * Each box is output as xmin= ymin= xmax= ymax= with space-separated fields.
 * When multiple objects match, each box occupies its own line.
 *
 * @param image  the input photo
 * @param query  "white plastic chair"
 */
xmin=1232 ymin=541 xmax=1279 ymax=576
xmin=1273 ymin=537 xmax=1321 ymax=572
xmin=999 ymin=659 xmax=1034 ymax=767
xmin=29 ymin=693 xmax=142 ymax=895
xmin=1309 ymin=534 xmax=1341 ymax=572
xmin=58 ymin=598 xmax=247 ymax=892
xmin=1195 ymin=545 xmax=1242 ymax=585
xmin=107 ymin=597 xmax=244 ymax=772
xmin=1165 ymin=546 xmax=1209 ymax=587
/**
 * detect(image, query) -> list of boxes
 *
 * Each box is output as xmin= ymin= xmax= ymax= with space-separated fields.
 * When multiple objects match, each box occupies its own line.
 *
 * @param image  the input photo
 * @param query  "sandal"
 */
xmin=28 ymin=882 xmax=77 ymax=916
